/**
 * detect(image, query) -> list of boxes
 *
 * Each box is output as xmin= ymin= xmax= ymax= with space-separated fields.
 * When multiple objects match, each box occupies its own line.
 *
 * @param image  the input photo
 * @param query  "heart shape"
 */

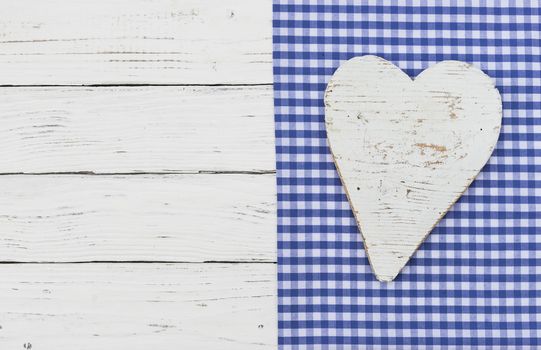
xmin=324 ymin=55 xmax=502 ymax=282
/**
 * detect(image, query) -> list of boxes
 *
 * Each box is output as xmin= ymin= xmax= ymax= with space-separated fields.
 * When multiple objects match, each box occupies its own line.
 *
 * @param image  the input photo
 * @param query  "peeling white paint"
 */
xmin=0 ymin=0 xmax=272 ymax=85
xmin=0 ymin=264 xmax=276 ymax=349
xmin=325 ymin=55 xmax=502 ymax=282
xmin=0 ymin=0 xmax=276 ymax=346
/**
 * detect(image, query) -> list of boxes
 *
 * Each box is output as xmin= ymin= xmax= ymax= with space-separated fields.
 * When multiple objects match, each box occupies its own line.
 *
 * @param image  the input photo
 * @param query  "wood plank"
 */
xmin=0 ymin=263 xmax=276 ymax=349
xmin=0 ymin=0 xmax=272 ymax=85
xmin=0 ymin=174 xmax=275 ymax=262
xmin=0 ymin=86 xmax=274 ymax=173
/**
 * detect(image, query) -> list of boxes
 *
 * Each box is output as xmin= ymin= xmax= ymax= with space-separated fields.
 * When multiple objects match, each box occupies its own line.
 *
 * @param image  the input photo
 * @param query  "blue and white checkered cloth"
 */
xmin=273 ymin=1 xmax=540 ymax=348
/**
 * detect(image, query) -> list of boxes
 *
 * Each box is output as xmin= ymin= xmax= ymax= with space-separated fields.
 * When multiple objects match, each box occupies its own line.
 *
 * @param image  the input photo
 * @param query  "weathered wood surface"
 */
xmin=0 ymin=0 xmax=276 ymax=346
xmin=0 ymin=86 xmax=274 ymax=173
xmin=0 ymin=174 xmax=275 ymax=262
xmin=0 ymin=0 xmax=272 ymax=85
xmin=0 ymin=263 xmax=276 ymax=349
xmin=325 ymin=55 xmax=502 ymax=282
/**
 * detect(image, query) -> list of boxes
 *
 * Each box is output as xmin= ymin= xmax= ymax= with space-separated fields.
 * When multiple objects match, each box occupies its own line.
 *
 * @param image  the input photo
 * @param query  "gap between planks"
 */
xmin=0 ymin=261 xmax=277 ymax=264
xmin=0 ymin=170 xmax=276 ymax=176
xmin=0 ymin=83 xmax=273 ymax=88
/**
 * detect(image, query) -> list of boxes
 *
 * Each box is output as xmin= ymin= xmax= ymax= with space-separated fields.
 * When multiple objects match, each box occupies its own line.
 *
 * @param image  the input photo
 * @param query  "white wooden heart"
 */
xmin=324 ymin=55 xmax=502 ymax=282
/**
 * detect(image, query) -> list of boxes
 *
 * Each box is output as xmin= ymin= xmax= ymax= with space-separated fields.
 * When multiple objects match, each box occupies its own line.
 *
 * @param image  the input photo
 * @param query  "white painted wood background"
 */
xmin=0 ymin=0 xmax=275 ymax=348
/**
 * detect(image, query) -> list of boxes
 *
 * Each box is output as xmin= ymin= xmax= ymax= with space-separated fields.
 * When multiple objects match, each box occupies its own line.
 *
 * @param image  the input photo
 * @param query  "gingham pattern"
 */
xmin=273 ymin=1 xmax=541 ymax=348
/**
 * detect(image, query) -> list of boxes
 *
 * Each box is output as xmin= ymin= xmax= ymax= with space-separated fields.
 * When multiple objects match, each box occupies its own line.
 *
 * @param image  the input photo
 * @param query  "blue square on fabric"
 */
xmin=273 ymin=1 xmax=540 ymax=348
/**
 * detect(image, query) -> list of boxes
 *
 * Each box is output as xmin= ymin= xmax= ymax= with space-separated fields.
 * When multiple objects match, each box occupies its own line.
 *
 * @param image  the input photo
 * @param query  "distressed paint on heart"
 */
xmin=324 ymin=55 xmax=502 ymax=282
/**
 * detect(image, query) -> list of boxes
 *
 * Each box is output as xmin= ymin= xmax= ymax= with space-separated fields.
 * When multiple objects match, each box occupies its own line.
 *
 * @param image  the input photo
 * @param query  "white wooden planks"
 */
xmin=0 ymin=86 xmax=274 ymax=173
xmin=0 ymin=263 xmax=276 ymax=349
xmin=0 ymin=0 xmax=276 ymax=347
xmin=0 ymin=174 xmax=275 ymax=262
xmin=325 ymin=55 xmax=502 ymax=281
xmin=0 ymin=0 xmax=272 ymax=85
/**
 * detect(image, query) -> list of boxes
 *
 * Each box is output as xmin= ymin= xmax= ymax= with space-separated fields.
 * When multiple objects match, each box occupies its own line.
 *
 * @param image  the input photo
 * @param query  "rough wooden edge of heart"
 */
xmin=324 ymin=55 xmax=503 ymax=282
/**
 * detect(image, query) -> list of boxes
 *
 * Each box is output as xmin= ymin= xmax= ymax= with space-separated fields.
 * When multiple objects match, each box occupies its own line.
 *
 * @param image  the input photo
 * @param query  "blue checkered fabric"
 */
xmin=273 ymin=1 xmax=541 ymax=348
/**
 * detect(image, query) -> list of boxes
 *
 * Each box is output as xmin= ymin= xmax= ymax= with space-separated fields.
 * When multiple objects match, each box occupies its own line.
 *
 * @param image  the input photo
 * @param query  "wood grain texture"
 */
xmin=0 ymin=86 xmax=274 ymax=173
xmin=0 ymin=0 xmax=272 ymax=85
xmin=0 ymin=0 xmax=277 ymax=345
xmin=0 ymin=174 xmax=275 ymax=262
xmin=0 ymin=263 xmax=276 ymax=349
xmin=325 ymin=55 xmax=502 ymax=282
